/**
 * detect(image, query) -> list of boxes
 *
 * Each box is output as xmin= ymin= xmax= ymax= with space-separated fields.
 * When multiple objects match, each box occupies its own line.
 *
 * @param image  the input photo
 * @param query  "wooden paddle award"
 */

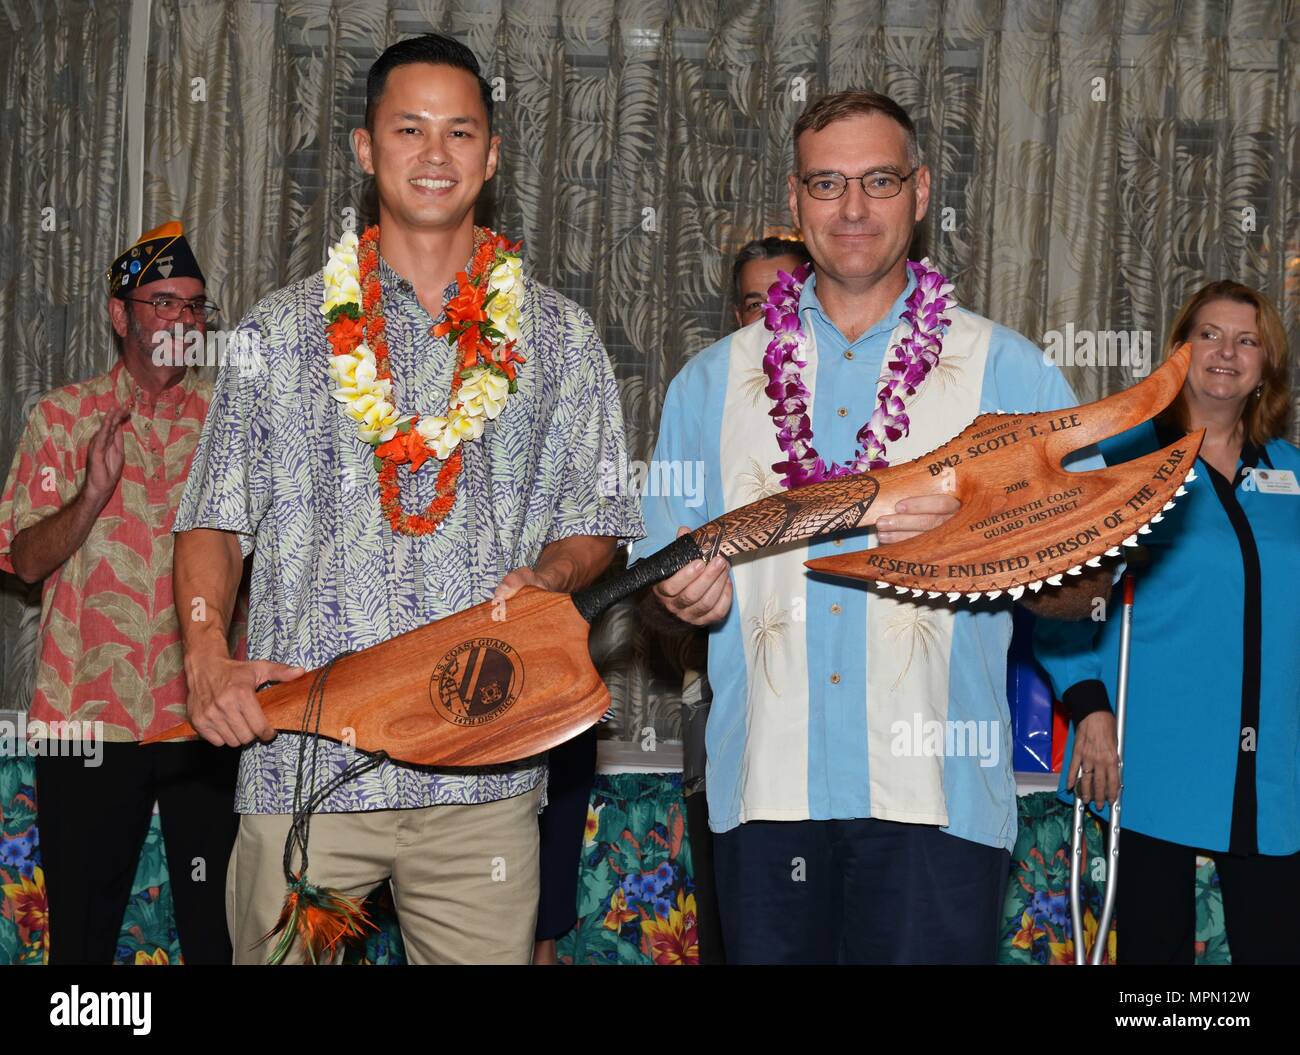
xmin=147 ymin=345 xmax=1202 ymax=766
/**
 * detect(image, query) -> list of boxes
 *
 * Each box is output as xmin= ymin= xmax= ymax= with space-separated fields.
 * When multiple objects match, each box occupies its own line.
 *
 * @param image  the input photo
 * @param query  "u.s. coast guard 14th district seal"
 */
xmin=431 ymin=638 xmax=524 ymax=727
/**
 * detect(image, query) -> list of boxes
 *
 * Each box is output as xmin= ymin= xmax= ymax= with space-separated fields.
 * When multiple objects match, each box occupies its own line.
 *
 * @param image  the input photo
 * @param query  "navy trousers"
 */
xmin=713 ymin=817 xmax=1010 ymax=964
xmin=35 ymin=740 xmax=239 ymax=964
xmin=534 ymin=726 xmax=597 ymax=941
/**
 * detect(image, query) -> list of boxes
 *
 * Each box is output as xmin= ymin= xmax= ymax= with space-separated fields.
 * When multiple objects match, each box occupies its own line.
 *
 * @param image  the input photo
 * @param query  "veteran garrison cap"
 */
xmin=107 ymin=220 xmax=206 ymax=298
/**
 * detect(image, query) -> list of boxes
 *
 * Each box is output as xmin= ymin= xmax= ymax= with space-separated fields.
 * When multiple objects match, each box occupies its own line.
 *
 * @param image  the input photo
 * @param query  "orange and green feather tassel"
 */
xmin=258 ymin=873 xmax=376 ymax=965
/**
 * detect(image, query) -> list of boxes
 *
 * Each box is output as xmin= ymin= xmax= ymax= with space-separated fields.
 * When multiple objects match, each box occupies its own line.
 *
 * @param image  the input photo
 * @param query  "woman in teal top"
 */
xmin=1035 ymin=281 xmax=1299 ymax=965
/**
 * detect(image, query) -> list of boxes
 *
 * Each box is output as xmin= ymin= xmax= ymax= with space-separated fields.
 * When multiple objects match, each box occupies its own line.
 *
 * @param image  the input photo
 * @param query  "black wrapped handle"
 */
xmin=573 ymin=533 xmax=703 ymax=623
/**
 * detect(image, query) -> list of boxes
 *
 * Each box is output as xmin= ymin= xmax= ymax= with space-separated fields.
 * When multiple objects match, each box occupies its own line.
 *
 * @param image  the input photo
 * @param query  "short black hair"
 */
xmin=365 ymin=33 xmax=493 ymax=132
xmin=732 ymin=236 xmax=812 ymax=303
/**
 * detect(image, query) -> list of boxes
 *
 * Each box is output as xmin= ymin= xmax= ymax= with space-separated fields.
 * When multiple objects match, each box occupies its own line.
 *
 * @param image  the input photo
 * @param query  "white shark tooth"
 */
xmin=1122 ymin=533 xmax=1139 ymax=547
xmin=1028 ymin=580 xmax=1044 ymax=593
xmin=1067 ymin=565 xmax=1083 ymax=575
xmin=1185 ymin=469 xmax=1198 ymax=482
xmin=947 ymin=592 xmax=962 ymax=603
xmin=966 ymin=592 xmax=982 ymax=602
xmin=1163 ymin=500 xmax=1175 ymax=511
xmin=1150 ymin=513 xmax=1164 ymax=523
xmin=985 ymin=589 xmax=1002 ymax=600
xmin=894 ymin=584 xmax=909 ymax=594
xmin=1175 ymin=485 xmax=1187 ymax=497
xmin=1046 ymin=574 xmax=1063 ymax=586
xmin=1105 ymin=546 xmax=1121 ymax=557
xmin=875 ymin=580 xmax=890 ymax=590
xmin=911 ymin=588 xmax=924 ymax=598
xmin=1086 ymin=556 xmax=1102 ymax=567
xmin=1008 ymin=585 xmax=1025 ymax=600
xmin=1138 ymin=524 xmax=1152 ymax=534
xmin=927 ymin=591 xmax=941 ymax=599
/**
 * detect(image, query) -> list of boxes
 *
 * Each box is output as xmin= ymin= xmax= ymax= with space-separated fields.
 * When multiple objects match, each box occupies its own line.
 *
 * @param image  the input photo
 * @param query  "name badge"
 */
xmin=1244 ymin=468 xmax=1300 ymax=495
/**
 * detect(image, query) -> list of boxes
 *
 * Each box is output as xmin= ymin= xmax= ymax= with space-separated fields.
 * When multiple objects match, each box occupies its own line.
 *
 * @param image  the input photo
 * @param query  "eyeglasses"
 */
xmin=800 ymin=169 xmax=917 ymax=201
xmin=121 ymin=296 xmax=219 ymax=322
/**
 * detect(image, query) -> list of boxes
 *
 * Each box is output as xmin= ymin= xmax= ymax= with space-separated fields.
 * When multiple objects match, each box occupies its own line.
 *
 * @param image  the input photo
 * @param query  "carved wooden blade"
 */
xmin=145 ymin=347 xmax=1201 ymax=767
xmin=804 ymin=344 xmax=1202 ymax=597
xmin=690 ymin=346 xmax=1197 ymax=575
xmin=144 ymin=588 xmax=609 ymax=766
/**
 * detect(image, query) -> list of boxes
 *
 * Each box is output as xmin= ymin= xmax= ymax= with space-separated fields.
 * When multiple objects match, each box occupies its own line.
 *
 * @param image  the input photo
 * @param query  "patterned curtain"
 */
xmin=0 ymin=0 xmax=134 ymax=711
xmin=4 ymin=0 xmax=1298 ymax=740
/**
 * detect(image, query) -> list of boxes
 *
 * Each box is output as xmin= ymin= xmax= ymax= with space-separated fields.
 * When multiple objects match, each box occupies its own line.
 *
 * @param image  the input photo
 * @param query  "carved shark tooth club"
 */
xmin=145 ymin=349 xmax=1210 ymax=769
xmin=798 ymin=345 xmax=1203 ymax=598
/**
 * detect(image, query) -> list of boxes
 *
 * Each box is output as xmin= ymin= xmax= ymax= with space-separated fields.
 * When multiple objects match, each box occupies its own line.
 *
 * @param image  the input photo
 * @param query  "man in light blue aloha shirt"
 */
xmin=639 ymin=90 xmax=1107 ymax=964
xmin=171 ymin=34 xmax=641 ymax=964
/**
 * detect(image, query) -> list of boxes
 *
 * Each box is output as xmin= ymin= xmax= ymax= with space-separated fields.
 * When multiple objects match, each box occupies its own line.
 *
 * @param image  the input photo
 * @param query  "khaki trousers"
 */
xmin=226 ymin=786 xmax=542 ymax=964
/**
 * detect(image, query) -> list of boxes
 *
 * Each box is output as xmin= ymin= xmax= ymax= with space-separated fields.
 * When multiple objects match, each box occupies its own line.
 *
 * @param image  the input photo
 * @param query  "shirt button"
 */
xmin=844 ymin=350 xmax=854 ymax=360
xmin=830 ymin=672 xmax=841 ymax=685
xmin=830 ymin=603 xmax=842 ymax=615
xmin=837 ymin=407 xmax=848 ymax=417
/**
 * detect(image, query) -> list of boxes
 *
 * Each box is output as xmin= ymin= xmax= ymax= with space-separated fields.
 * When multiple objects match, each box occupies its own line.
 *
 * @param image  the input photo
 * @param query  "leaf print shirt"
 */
xmin=0 ymin=361 xmax=224 ymax=741
xmin=173 ymin=253 xmax=644 ymax=814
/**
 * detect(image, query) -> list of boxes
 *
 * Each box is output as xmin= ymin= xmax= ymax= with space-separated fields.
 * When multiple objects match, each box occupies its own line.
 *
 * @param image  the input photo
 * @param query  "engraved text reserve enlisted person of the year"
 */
xmin=867 ymin=433 xmax=1193 ymax=582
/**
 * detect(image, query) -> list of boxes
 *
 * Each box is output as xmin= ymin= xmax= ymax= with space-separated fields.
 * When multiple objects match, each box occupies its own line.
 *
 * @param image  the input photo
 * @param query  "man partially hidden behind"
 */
xmin=638 ymin=92 xmax=1109 ymax=964
xmin=171 ymin=34 xmax=641 ymax=964
xmin=0 ymin=222 xmax=241 ymax=963
xmin=732 ymin=236 xmax=812 ymax=329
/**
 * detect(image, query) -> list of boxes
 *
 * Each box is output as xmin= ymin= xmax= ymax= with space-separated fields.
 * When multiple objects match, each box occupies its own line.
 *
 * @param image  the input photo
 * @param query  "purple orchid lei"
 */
xmin=761 ymin=258 xmax=955 ymax=488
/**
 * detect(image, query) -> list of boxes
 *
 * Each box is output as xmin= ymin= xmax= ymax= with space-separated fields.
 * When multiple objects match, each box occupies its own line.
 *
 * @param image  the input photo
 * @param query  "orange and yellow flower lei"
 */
xmin=324 ymin=225 xmax=525 ymax=536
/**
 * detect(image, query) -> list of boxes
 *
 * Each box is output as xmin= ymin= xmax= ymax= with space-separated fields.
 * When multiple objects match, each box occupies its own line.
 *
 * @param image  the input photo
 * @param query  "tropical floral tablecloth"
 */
xmin=557 ymin=772 xmax=696 ymax=965
xmin=1 ymin=755 xmax=1227 ymax=965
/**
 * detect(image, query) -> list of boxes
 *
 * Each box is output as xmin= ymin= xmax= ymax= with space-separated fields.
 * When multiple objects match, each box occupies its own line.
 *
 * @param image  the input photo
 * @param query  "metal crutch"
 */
xmin=1069 ymin=571 xmax=1135 ymax=964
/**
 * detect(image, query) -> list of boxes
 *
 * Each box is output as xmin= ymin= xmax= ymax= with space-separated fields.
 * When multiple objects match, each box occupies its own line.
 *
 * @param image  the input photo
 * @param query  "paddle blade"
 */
xmin=805 ymin=345 xmax=1204 ymax=598
xmin=144 ymin=588 xmax=610 ymax=766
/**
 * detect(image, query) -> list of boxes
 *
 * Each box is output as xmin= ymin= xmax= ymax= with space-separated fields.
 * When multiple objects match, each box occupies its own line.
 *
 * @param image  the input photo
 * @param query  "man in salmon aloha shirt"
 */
xmin=0 ymin=221 xmax=243 ymax=963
